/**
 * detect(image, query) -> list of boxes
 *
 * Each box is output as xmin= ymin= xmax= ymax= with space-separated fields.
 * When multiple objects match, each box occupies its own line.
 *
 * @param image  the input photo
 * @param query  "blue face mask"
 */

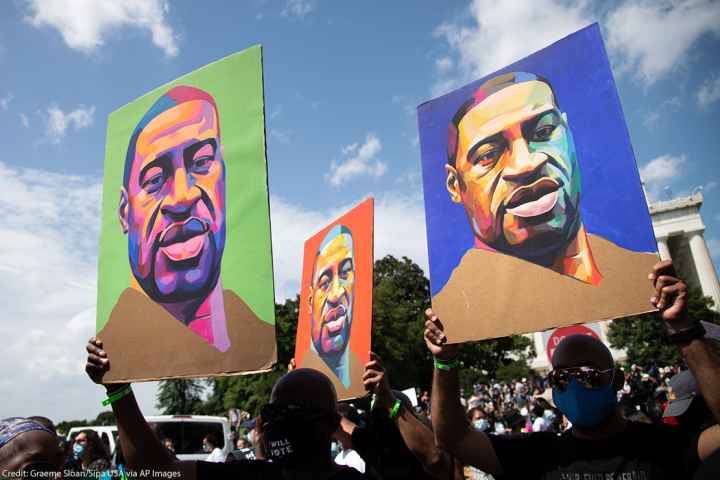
xmin=72 ymin=443 xmax=84 ymax=459
xmin=553 ymin=378 xmax=617 ymax=428
xmin=472 ymin=419 xmax=489 ymax=432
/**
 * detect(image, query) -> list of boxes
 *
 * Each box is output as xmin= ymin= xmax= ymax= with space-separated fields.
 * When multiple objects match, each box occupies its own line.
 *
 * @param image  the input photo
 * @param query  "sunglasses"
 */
xmin=547 ymin=366 xmax=614 ymax=391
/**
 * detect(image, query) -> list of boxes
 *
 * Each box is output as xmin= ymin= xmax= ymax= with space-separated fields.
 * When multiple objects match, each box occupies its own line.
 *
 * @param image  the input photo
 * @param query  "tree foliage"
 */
xmin=607 ymin=288 xmax=720 ymax=366
xmin=156 ymin=378 xmax=204 ymax=415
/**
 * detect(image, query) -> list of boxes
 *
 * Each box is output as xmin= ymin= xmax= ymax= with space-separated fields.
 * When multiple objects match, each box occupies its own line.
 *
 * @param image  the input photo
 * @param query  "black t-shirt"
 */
xmin=197 ymin=459 xmax=371 ymax=479
xmin=489 ymin=421 xmax=700 ymax=479
xmin=351 ymin=409 xmax=440 ymax=480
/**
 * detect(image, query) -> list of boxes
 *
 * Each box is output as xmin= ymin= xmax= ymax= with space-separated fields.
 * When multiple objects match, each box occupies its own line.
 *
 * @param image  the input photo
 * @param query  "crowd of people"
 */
xmin=2 ymin=261 xmax=720 ymax=479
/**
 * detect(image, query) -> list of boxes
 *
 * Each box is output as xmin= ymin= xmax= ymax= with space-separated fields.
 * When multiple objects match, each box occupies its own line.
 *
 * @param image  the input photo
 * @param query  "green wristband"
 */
xmin=434 ymin=357 xmax=459 ymax=370
xmin=102 ymin=384 xmax=132 ymax=406
xmin=389 ymin=399 xmax=402 ymax=420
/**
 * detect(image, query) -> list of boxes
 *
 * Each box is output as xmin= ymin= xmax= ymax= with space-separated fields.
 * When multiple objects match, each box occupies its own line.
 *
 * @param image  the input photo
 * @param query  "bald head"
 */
xmin=0 ymin=429 xmax=62 ymax=474
xmin=271 ymin=368 xmax=337 ymax=412
xmin=551 ymin=334 xmax=614 ymax=370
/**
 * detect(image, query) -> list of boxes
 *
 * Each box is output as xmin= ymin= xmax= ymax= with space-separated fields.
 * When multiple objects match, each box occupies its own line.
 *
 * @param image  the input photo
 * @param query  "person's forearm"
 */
xmin=431 ymin=366 xmax=468 ymax=450
xmin=394 ymin=406 xmax=452 ymax=479
xmin=108 ymin=385 xmax=175 ymax=471
xmin=682 ymin=338 xmax=720 ymax=422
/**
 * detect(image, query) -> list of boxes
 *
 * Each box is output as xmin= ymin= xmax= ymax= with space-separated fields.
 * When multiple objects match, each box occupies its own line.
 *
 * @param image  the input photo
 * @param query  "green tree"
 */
xmin=607 ymin=288 xmax=720 ymax=366
xmin=94 ymin=411 xmax=116 ymax=426
xmin=156 ymin=378 xmax=204 ymax=414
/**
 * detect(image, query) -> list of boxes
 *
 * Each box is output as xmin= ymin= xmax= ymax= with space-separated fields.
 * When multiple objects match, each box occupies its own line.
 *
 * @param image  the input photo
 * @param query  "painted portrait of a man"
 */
xmin=445 ymin=72 xmax=601 ymax=286
xmin=294 ymin=199 xmax=373 ymax=400
xmin=96 ymin=48 xmax=277 ymax=382
xmin=308 ymin=225 xmax=355 ymax=387
xmin=418 ymin=25 xmax=658 ymax=343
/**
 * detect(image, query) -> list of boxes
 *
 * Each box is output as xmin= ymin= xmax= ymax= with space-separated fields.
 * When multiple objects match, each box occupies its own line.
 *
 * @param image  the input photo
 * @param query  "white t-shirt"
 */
xmin=532 ymin=417 xmax=549 ymax=432
xmin=334 ymin=448 xmax=366 ymax=473
xmin=205 ymin=447 xmax=225 ymax=463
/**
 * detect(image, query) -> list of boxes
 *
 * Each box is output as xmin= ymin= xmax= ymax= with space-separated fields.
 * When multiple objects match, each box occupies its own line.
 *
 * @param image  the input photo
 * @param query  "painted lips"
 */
xmin=159 ymin=218 xmax=209 ymax=262
xmin=323 ymin=305 xmax=347 ymax=335
xmin=506 ymin=178 xmax=561 ymax=218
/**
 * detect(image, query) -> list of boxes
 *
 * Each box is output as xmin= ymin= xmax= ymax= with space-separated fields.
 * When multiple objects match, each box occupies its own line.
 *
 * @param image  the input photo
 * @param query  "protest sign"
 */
xmin=96 ymin=46 xmax=276 ymax=382
xmin=417 ymin=24 xmax=658 ymax=342
xmin=294 ymin=198 xmax=374 ymax=400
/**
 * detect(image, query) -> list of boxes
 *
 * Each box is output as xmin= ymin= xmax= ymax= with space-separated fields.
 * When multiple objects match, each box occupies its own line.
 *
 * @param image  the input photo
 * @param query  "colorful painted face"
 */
xmin=310 ymin=230 xmax=354 ymax=357
xmin=122 ymin=99 xmax=226 ymax=303
xmin=448 ymin=80 xmax=581 ymax=259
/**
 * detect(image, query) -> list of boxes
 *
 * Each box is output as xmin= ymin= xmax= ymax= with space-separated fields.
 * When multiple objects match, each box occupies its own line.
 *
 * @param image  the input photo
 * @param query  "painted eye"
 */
xmin=142 ymin=172 xmax=165 ymax=193
xmin=471 ymin=147 xmax=502 ymax=167
xmin=191 ymin=155 xmax=213 ymax=173
xmin=532 ymin=124 xmax=556 ymax=141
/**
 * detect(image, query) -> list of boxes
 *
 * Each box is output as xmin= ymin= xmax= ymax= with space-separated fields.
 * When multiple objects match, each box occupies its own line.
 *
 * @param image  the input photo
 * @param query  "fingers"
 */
xmin=649 ymin=260 xmax=676 ymax=283
xmin=88 ymin=353 xmax=109 ymax=367
xmin=650 ymin=278 xmax=686 ymax=309
xmin=424 ymin=319 xmax=447 ymax=346
xmin=86 ymin=342 xmax=107 ymax=358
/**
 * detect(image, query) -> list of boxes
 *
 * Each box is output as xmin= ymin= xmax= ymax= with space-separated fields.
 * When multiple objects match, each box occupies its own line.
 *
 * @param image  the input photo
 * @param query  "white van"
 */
xmin=145 ymin=415 xmax=232 ymax=461
xmin=66 ymin=426 xmax=118 ymax=456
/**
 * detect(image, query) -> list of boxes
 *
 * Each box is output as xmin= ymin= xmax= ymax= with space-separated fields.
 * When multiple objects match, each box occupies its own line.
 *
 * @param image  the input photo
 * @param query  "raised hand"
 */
xmin=362 ymin=351 xmax=395 ymax=410
xmin=424 ymin=309 xmax=459 ymax=361
xmin=649 ymin=260 xmax=690 ymax=328
xmin=85 ymin=337 xmax=109 ymax=384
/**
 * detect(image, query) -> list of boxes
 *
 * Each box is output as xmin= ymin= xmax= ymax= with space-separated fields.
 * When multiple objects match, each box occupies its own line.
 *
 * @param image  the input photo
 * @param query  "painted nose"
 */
xmin=162 ymin=169 xmax=201 ymax=218
xmin=502 ymin=137 xmax=547 ymax=182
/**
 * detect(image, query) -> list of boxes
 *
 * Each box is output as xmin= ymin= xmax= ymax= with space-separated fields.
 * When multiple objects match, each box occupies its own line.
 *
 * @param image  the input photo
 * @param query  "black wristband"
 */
xmin=667 ymin=323 xmax=705 ymax=345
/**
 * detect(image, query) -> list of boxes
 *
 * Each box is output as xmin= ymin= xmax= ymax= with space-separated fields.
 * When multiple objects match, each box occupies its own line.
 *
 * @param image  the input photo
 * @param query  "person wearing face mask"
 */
xmin=84 ymin=337 xmax=372 ymax=480
xmin=425 ymin=260 xmax=720 ymax=479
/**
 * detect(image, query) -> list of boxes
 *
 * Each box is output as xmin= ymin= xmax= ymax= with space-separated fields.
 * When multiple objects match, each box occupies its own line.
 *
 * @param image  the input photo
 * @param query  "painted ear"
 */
xmin=445 ymin=164 xmax=462 ymax=204
xmin=307 ymin=289 xmax=313 ymax=315
xmin=119 ymin=187 xmax=129 ymax=234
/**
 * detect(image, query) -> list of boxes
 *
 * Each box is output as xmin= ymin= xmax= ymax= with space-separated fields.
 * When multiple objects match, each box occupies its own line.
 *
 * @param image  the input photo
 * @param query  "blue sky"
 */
xmin=1 ymin=0 xmax=718 ymax=421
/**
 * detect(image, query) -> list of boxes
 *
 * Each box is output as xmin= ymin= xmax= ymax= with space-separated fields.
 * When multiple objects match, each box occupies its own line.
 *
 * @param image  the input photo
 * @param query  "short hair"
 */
xmin=447 ymin=72 xmax=558 ymax=167
xmin=204 ymin=432 xmax=219 ymax=448
xmin=312 ymin=224 xmax=354 ymax=285
xmin=123 ymin=85 xmax=220 ymax=189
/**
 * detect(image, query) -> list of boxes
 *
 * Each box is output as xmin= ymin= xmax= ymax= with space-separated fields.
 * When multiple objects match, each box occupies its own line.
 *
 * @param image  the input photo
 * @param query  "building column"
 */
xmin=687 ymin=230 xmax=720 ymax=311
xmin=657 ymin=237 xmax=671 ymax=260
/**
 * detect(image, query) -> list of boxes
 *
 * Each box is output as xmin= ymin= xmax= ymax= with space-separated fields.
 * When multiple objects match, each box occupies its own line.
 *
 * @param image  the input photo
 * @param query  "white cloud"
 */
xmin=0 ymin=161 xmax=160 ymax=421
xmin=698 ymin=75 xmax=720 ymax=109
xmin=45 ymin=104 xmax=95 ymax=143
xmin=642 ymin=96 xmax=682 ymax=130
xmin=270 ymin=192 xmax=428 ymax=301
xmin=281 ymin=0 xmax=314 ymax=18
xmin=606 ymin=0 xmax=720 ymax=85
xmin=20 ymin=113 xmax=30 ymax=128
xmin=0 ymin=93 xmax=13 ymax=110
xmin=435 ymin=56 xmax=453 ymax=74
xmin=326 ymin=134 xmax=386 ymax=188
xmin=24 ymin=0 xmax=179 ymax=57
xmin=640 ymin=154 xmax=687 ymax=201
xmin=432 ymin=0 xmax=592 ymax=95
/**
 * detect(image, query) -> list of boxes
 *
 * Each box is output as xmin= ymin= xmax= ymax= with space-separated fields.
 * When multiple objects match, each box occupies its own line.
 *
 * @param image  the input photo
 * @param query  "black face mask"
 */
xmin=260 ymin=403 xmax=337 ymax=466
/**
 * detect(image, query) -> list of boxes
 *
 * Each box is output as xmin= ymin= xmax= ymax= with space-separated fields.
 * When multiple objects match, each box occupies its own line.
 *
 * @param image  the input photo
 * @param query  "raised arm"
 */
xmin=363 ymin=351 xmax=457 ymax=479
xmin=85 ymin=338 xmax=196 ymax=479
xmin=424 ymin=310 xmax=503 ymax=477
xmin=649 ymin=261 xmax=720 ymax=460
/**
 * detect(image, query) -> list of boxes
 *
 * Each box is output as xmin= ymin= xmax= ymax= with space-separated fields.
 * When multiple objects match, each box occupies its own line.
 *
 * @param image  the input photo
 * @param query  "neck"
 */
xmin=156 ymin=281 xmax=231 ymax=352
xmin=476 ymin=224 xmax=602 ymax=285
xmin=571 ymin=408 xmax=626 ymax=440
xmin=323 ymin=348 xmax=350 ymax=388
xmin=551 ymin=225 xmax=602 ymax=285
